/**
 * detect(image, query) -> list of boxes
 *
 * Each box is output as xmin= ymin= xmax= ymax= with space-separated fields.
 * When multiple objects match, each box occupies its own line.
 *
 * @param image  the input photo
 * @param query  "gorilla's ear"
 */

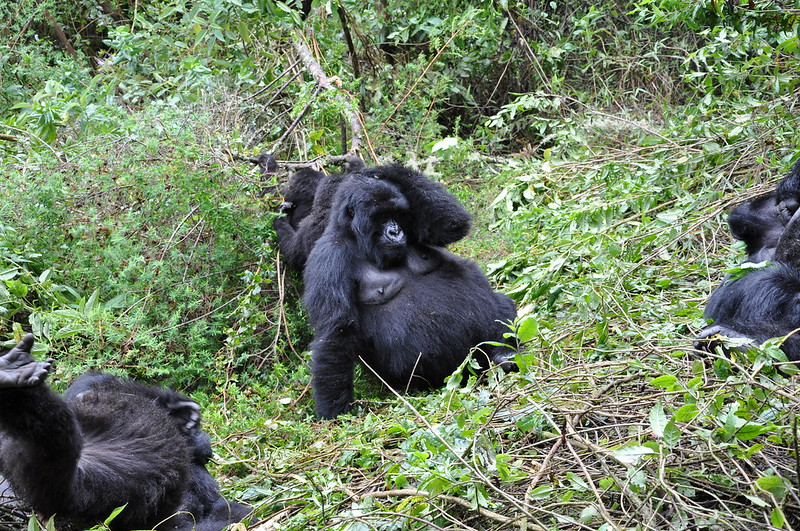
xmin=158 ymin=395 xmax=202 ymax=434
xmin=332 ymin=199 xmax=356 ymax=230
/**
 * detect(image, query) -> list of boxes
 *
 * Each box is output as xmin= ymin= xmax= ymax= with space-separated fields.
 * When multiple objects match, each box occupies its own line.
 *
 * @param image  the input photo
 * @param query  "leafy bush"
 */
xmin=0 ymin=104 xmax=303 ymax=386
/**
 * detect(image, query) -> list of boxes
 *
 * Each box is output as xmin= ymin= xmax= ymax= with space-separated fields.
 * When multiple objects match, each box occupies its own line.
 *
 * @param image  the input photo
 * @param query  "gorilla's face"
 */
xmin=371 ymin=215 xmax=407 ymax=264
xmin=341 ymin=178 xmax=410 ymax=268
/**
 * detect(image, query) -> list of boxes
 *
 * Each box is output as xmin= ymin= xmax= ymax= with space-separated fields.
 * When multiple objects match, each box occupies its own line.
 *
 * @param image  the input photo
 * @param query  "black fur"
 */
xmin=303 ymin=175 xmax=516 ymax=419
xmin=274 ymin=169 xmax=348 ymax=269
xmin=274 ymin=162 xmax=471 ymax=271
xmin=728 ymin=191 xmax=785 ymax=262
xmin=273 ymin=157 xmax=364 ymax=270
xmin=696 ymin=207 xmax=800 ymax=360
xmin=277 ymin=167 xmax=326 ymax=230
xmin=775 ymin=158 xmax=800 ymax=224
xmin=0 ymin=334 xmax=251 ymax=531
xmin=728 ymin=158 xmax=800 ymax=261
xmin=358 ymin=164 xmax=473 ymax=247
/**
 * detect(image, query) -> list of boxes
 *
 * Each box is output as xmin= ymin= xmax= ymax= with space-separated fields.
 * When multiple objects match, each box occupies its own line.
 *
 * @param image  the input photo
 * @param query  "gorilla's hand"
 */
xmin=777 ymin=197 xmax=800 ymax=225
xmin=0 ymin=334 xmax=51 ymax=388
xmin=693 ymin=325 xmax=755 ymax=355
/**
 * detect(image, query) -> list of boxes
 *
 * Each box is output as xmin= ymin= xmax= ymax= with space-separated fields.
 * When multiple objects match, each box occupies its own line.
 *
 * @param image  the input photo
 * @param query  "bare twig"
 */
xmin=290 ymin=33 xmax=363 ymax=154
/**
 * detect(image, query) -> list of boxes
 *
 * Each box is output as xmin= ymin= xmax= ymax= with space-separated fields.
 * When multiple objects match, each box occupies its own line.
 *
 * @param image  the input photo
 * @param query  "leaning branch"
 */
xmin=43 ymin=10 xmax=79 ymax=61
xmin=291 ymin=34 xmax=362 ymax=155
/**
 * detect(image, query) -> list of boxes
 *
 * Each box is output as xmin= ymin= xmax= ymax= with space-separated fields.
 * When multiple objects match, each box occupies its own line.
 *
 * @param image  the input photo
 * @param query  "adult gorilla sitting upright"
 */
xmin=303 ymin=174 xmax=517 ymax=418
xmin=0 ymin=334 xmax=251 ymax=531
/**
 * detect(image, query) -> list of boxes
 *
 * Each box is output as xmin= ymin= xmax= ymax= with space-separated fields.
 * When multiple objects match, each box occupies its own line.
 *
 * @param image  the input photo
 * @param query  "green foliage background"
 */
xmin=2 ymin=0 xmax=800 ymax=529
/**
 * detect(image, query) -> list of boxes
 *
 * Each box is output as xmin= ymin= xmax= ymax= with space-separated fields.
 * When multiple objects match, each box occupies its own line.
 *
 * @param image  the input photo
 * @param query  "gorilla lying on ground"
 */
xmin=727 ymin=158 xmax=800 ymax=262
xmin=696 ymin=202 xmax=800 ymax=361
xmin=303 ymin=174 xmax=517 ymax=418
xmin=274 ymin=161 xmax=472 ymax=270
xmin=0 ymin=334 xmax=251 ymax=531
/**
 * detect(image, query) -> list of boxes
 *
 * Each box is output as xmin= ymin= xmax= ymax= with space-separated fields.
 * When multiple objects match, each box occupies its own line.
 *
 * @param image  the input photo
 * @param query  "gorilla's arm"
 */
xmin=63 ymin=372 xmax=201 ymax=435
xmin=274 ymin=173 xmax=347 ymax=270
xmin=304 ymin=240 xmax=365 ymax=419
xmin=361 ymin=165 xmax=472 ymax=245
xmin=273 ymin=217 xmax=310 ymax=270
xmin=278 ymin=167 xmax=325 ymax=229
xmin=0 ymin=335 xmax=83 ymax=516
xmin=697 ymin=259 xmax=800 ymax=362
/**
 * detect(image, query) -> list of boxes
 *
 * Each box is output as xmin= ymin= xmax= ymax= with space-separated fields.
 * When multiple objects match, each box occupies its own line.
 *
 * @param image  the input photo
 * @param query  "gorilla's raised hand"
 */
xmin=0 ymin=334 xmax=51 ymax=389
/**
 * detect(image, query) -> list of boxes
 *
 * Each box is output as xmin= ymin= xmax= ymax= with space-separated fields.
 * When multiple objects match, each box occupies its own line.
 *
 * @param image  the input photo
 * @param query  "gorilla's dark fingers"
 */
xmin=490 ymin=351 xmax=519 ymax=372
xmin=693 ymin=325 xmax=757 ymax=354
xmin=0 ymin=334 xmax=50 ymax=388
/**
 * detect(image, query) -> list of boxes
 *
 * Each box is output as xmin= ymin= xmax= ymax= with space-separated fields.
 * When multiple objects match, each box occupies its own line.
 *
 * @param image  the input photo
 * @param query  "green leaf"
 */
xmin=53 ymin=324 xmax=88 ymax=339
xmin=663 ymin=419 xmax=681 ymax=448
xmin=431 ymin=137 xmax=458 ymax=152
xmin=649 ymin=374 xmax=676 ymax=389
xmin=735 ymin=424 xmax=772 ymax=441
xmin=516 ymin=316 xmax=539 ymax=342
xmin=0 ymin=267 xmax=19 ymax=281
xmin=613 ymin=445 xmax=656 ymax=465
xmin=722 ymin=260 xmax=769 ymax=280
xmin=674 ymin=404 xmax=699 ymax=422
xmin=38 ymin=269 xmax=52 ymax=283
xmin=649 ymin=402 xmax=668 ymax=438
xmin=771 ymin=507 xmax=786 ymax=528
xmin=104 ymin=294 xmax=128 ymax=309
xmin=515 ymin=413 xmax=541 ymax=432
xmin=566 ymin=471 xmax=589 ymax=491
xmin=104 ymin=504 xmax=127 ymax=525
xmin=528 ymin=485 xmax=553 ymax=500
xmin=756 ymin=476 xmax=787 ymax=500
xmin=580 ymin=504 xmax=600 ymax=522
xmin=84 ymin=289 xmax=100 ymax=315
xmin=744 ymin=494 xmax=769 ymax=508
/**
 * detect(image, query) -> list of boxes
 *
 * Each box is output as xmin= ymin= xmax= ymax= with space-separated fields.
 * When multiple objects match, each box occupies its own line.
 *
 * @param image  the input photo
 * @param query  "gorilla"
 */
xmin=249 ymin=152 xmax=279 ymax=200
xmin=0 ymin=334 xmax=251 ymax=531
xmin=274 ymin=156 xmax=364 ymax=238
xmin=303 ymin=174 xmax=517 ymax=418
xmin=696 ymin=205 xmax=800 ymax=361
xmin=727 ymin=158 xmax=800 ymax=261
xmin=274 ymin=162 xmax=472 ymax=270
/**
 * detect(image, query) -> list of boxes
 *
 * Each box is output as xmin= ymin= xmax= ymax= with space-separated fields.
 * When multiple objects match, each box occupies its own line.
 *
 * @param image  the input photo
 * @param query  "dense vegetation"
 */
xmin=2 ymin=0 xmax=800 ymax=529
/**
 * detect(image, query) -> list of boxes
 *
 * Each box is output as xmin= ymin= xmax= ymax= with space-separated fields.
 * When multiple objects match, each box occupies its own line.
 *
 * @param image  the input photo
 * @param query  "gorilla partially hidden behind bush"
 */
xmin=274 ymin=162 xmax=518 ymax=418
xmin=0 ymin=334 xmax=251 ymax=531
xmin=696 ymin=158 xmax=800 ymax=361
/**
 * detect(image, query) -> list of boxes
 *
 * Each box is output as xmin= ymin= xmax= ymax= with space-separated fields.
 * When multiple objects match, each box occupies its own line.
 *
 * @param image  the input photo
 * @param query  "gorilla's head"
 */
xmin=334 ymin=175 xmax=410 ymax=268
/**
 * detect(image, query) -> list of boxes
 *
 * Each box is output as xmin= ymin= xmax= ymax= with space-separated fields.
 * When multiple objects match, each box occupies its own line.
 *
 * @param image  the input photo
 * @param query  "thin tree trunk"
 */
xmin=43 ymin=10 xmax=79 ymax=61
